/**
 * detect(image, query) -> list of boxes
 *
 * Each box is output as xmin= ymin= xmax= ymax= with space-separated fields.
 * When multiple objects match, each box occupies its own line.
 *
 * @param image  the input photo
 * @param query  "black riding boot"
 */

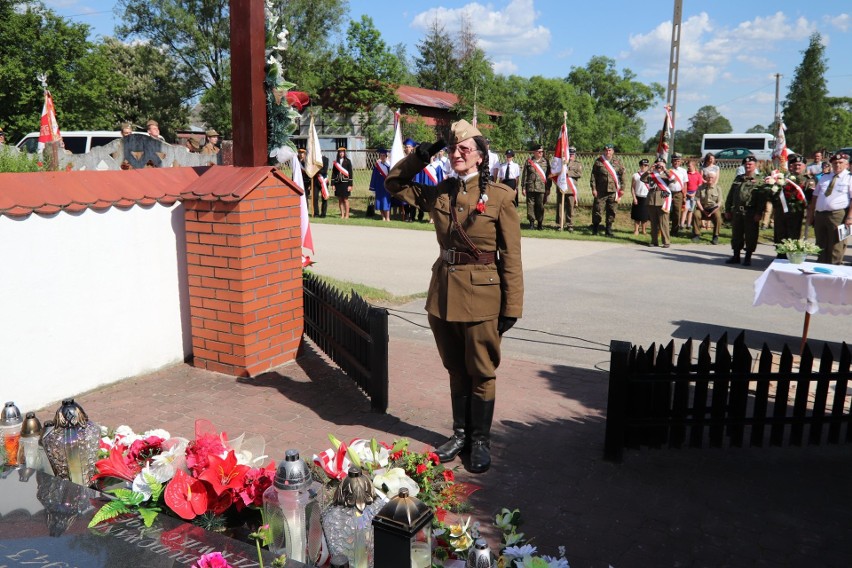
xmin=434 ymin=396 xmax=469 ymax=463
xmin=592 ymin=223 xmax=600 ymax=235
xmin=725 ymin=251 xmax=741 ymax=264
xmin=468 ymin=398 xmax=495 ymax=473
xmin=743 ymin=251 xmax=752 ymax=266
xmin=605 ymin=222 xmax=614 ymax=237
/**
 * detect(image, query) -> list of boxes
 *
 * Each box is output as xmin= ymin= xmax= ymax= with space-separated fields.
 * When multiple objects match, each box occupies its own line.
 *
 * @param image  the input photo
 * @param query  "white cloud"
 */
xmin=411 ymin=0 xmax=551 ymax=58
xmin=823 ymin=13 xmax=850 ymax=32
xmin=491 ymin=59 xmax=519 ymax=75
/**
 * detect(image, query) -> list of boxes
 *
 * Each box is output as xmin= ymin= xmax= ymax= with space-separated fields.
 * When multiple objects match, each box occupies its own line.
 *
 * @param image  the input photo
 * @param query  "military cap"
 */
xmin=377 ymin=147 xmax=388 ymax=154
xmin=404 ymin=138 xmax=417 ymax=147
xmin=671 ymin=153 xmax=682 ymax=160
xmin=786 ymin=154 xmax=804 ymax=164
xmin=603 ymin=143 xmax=615 ymax=149
xmin=743 ymin=155 xmax=757 ymax=163
xmin=568 ymin=146 xmax=577 ymax=153
xmin=505 ymin=149 xmax=515 ymax=157
xmin=639 ymin=158 xmax=650 ymax=166
xmin=206 ymin=129 xmax=219 ymax=137
xmin=146 ymin=119 xmax=159 ymax=127
xmin=830 ymin=152 xmax=849 ymax=162
xmin=449 ymin=119 xmax=482 ymax=145
xmin=532 ymin=144 xmax=544 ymax=152
xmin=186 ymin=138 xmax=200 ymax=150
xmin=337 ymin=146 xmax=347 ymax=152
xmin=654 ymin=158 xmax=666 ymax=165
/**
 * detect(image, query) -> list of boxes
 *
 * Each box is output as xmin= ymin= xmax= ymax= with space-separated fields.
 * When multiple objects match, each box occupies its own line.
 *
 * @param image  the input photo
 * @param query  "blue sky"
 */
xmin=48 ymin=0 xmax=851 ymax=140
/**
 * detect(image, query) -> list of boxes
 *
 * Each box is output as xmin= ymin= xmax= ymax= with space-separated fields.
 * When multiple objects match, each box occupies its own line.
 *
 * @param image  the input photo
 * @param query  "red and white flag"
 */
xmin=37 ymin=90 xmax=61 ymax=152
xmin=289 ymin=151 xmax=314 ymax=267
xmin=305 ymin=114 xmax=324 ymax=178
xmin=655 ymin=105 xmax=673 ymax=163
xmin=772 ymin=120 xmax=788 ymax=166
xmin=550 ymin=121 xmax=574 ymax=196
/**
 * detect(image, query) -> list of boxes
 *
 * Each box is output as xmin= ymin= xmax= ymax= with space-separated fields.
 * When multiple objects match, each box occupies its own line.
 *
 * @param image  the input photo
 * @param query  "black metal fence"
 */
xmin=604 ymin=332 xmax=852 ymax=462
xmin=302 ymin=272 xmax=389 ymax=413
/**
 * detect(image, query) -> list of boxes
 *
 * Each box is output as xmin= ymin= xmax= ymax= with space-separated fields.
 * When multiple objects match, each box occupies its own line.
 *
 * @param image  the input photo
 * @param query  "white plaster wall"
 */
xmin=0 ymin=204 xmax=191 ymax=413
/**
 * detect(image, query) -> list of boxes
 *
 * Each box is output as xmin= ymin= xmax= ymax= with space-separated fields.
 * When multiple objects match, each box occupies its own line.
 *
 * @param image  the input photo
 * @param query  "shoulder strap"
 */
xmin=448 ymin=181 xmax=483 ymax=257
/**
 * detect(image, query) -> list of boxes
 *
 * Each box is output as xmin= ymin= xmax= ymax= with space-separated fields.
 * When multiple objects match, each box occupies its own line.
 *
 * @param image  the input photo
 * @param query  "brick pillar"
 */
xmin=184 ymin=168 xmax=304 ymax=376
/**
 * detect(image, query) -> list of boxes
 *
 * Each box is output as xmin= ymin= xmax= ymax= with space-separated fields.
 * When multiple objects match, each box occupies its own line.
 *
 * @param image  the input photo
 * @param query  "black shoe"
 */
xmin=743 ymin=252 xmax=752 ymax=266
xmin=726 ymin=253 xmax=741 ymax=265
xmin=691 ymin=235 xmax=701 ymax=243
xmin=468 ymin=398 xmax=495 ymax=474
xmin=536 ymin=222 xmax=543 ymax=231
xmin=711 ymin=236 xmax=719 ymax=245
xmin=528 ymin=222 xmax=535 ymax=230
xmin=591 ymin=224 xmax=599 ymax=235
xmin=435 ymin=432 xmax=467 ymax=463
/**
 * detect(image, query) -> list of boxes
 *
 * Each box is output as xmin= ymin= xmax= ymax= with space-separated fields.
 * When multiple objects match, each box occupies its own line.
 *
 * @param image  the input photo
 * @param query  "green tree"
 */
xmin=676 ymin=105 xmax=732 ymax=155
xmin=98 ymin=37 xmax=193 ymax=139
xmin=320 ymin=15 xmax=404 ymax=112
xmin=269 ymin=0 xmax=348 ymax=97
xmin=0 ymin=1 xmax=120 ymax=140
xmin=782 ymin=32 xmax=829 ymax=155
xmin=822 ymin=97 xmax=852 ymax=152
xmin=566 ymin=56 xmax=663 ymax=151
xmin=746 ymin=124 xmax=769 ymax=133
xmin=415 ymin=18 xmax=456 ymax=92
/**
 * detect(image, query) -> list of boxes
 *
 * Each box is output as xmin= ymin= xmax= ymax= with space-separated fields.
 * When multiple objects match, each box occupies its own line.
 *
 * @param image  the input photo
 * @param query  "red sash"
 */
xmin=374 ymin=162 xmax=388 ymax=178
xmin=668 ymin=169 xmax=684 ymax=192
xmin=527 ymin=159 xmax=546 ymax=183
xmin=566 ymin=176 xmax=577 ymax=200
xmin=780 ymin=179 xmax=806 ymax=213
xmin=333 ymin=161 xmax=350 ymax=178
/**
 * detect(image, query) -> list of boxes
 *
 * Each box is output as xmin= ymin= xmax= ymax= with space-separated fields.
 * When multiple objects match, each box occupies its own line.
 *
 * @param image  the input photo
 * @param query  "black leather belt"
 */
xmin=440 ymin=248 xmax=496 ymax=265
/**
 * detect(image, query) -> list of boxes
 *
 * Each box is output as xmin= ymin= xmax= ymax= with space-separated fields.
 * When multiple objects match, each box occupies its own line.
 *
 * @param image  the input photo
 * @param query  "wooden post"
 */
xmin=230 ymin=0 xmax=267 ymax=167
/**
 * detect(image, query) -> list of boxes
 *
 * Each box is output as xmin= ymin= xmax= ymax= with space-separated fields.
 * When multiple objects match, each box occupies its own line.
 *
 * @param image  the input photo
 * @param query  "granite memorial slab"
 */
xmin=0 ymin=466 xmax=306 ymax=567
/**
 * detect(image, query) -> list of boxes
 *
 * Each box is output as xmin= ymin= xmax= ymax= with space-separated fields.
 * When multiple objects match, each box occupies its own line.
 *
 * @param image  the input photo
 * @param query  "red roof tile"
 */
xmin=396 ymin=85 xmax=459 ymax=110
xmin=0 ymin=166 xmax=301 ymax=219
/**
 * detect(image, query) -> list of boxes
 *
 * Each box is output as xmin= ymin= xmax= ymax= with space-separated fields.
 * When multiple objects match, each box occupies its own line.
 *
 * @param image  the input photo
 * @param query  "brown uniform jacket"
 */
xmin=641 ymin=171 xmax=670 ymax=207
xmin=386 ymin=153 xmax=524 ymax=322
xmin=590 ymin=156 xmax=625 ymax=195
xmin=200 ymin=142 xmax=219 ymax=155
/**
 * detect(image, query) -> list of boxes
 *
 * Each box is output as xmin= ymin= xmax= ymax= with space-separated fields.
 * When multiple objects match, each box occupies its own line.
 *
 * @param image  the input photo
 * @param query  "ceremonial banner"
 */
xmin=37 ymin=90 xmax=61 ymax=152
xmin=772 ymin=120 xmax=788 ymax=165
xmin=305 ymin=114 xmax=324 ymax=178
xmin=655 ymin=105 xmax=673 ymax=163
xmin=550 ymin=122 xmax=571 ymax=194
xmin=389 ymin=109 xmax=405 ymax=169
xmin=289 ymin=151 xmax=314 ymax=266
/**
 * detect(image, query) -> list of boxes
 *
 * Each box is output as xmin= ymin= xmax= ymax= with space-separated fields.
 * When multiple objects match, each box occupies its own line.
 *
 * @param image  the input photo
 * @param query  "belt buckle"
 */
xmin=445 ymin=248 xmax=457 ymax=265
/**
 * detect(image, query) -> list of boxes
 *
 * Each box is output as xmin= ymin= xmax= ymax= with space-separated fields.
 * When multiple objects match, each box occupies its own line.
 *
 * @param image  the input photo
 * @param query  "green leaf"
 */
xmin=88 ymin=501 xmax=133 ymax=528
xmin=144 ymin=472 xmax=164 ymax=502
xmin=138 ymin=507 xmax=161 ymax=527
xmin=107 ymin=488 xmax=146 ymax=506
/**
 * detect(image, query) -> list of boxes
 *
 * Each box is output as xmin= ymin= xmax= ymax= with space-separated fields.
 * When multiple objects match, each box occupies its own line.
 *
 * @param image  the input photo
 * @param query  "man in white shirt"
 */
xmin=486 ymin=138 xmax=501 ymax=181
xmin=498 ymin=149 xmax=520 ymax=206
xmin=807 ymin=152 xmax=852 ymax=264
xmin=668 ymin=153 xmax=688 ymax=236
xmin=806 ymin=150 xmax=824 ymax=177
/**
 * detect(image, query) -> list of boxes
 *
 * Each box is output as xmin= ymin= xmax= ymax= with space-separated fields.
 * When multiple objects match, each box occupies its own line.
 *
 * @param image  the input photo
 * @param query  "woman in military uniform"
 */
xmin=385 ymin=120 xmax=524 ymax=473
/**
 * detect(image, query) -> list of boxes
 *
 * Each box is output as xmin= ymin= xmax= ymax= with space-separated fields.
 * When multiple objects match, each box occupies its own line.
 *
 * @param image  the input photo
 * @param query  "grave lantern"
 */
xmin=40 ymin=399 xmax=100 ymax=486
xmin=372 ymin=487 xmax=433 ymax=568
xmin=322 ymin=466 xmax=384 ymax=568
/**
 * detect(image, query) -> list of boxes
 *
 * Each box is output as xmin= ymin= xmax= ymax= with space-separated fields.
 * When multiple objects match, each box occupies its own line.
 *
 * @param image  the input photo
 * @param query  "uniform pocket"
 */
xmin=468 ymin=270 xmax=501 ymax=319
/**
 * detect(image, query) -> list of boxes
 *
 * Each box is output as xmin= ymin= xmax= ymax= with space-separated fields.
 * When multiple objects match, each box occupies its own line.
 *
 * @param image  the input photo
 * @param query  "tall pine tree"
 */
xmin=782 ymin=32 xmax=829 ymax=154
xmin=414 ymin=19 xmax=455 ymax=92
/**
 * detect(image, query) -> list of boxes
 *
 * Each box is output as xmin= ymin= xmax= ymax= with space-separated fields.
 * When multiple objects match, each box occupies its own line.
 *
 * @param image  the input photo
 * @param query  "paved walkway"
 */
xmin=44 ymin=224 xmax=852 ymax=567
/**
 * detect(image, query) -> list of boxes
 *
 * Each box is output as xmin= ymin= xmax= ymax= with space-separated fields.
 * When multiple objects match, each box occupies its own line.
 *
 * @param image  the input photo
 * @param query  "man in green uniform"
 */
xmin=691 ymin=171 xmax=723 ymax=244
xmin=385 ymin=120 xmax=523 ymax=474
xmin=555 ymin=146 xmax=582 ymax=232
xmin=521 ymin=144 xmax=551 ymax=230
xmin=771 ymin=154 xmax=815 ymax=257
xmin=725 ymin=155 xmax=766 ymax=266
xmin=590 ymin=144 xmax=625 ymax=236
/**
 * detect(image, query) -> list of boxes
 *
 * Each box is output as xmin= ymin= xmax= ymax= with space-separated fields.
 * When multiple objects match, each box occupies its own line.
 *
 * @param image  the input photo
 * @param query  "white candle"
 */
xmin=410 ymin=542 xmax=431 ymax=568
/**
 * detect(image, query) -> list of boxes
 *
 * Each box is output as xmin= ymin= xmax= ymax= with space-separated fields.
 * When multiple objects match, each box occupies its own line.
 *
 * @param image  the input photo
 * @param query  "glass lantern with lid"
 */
xmin=372 ymin=487 xmax=433 ymax=568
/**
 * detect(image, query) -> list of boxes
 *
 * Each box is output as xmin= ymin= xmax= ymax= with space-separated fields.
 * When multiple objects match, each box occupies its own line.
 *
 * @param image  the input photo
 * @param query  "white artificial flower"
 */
xmin=348 ymin=439 xmax=389 ymax=469
xmin=132 ymin=464 xmax=173 ymax=500
xmin=148 ymin=437 xmax=189 ymax=481
xmin=143 ymin=429 xmax=171 ymax=440
xmin=503 ymin=544 xmax=537 ymax=560
xmin=540 ymin=555 xmax=570 ymax=568
xmin=372 ymin=467 xmax=419 ymax=498
xmin=275 ymin=30 xmax=288 ymax=51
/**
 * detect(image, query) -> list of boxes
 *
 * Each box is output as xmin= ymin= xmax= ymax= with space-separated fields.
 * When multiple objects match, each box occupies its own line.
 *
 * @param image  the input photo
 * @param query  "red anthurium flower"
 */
xmin=92 ymin=446 xmax=141 ymax=482
xmin=165 ymin=469 xmax=208 ymax=520
xmin=435 ymin=507 xmax=448 ymax=522
xmin=198 ymin=450 xmax=250 ymax=496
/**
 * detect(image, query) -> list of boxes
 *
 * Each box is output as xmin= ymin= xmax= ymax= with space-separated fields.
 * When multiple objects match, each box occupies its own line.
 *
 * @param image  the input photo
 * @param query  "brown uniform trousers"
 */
xmin=555 ymin=161 xmax=583 ymax=229
xmin=590 ymin=157 xmax=624 ymax=227
xmin=642 ymin=171 xmax=670 ymax=246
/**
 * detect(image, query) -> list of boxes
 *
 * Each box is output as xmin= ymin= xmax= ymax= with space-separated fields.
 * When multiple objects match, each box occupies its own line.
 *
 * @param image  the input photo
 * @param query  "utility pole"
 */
xmin=773 ymin=72 xmax=782 ymax=130
xmin=666 ymin=0 xmax=683 ymax=155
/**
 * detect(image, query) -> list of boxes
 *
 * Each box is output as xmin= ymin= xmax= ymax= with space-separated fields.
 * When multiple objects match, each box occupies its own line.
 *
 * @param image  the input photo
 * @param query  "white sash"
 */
xmin=423 ymin=164 xmax=438 ymax=184
xmin=566 ymin=176 xmax=577 ymax=200
xmin=318 ymin=175 xmax=329 ymax=199
xmin=600 ymin=156 xmax=621 ymax=192
xmin=651 ymin=172 xmax=671 ymax=213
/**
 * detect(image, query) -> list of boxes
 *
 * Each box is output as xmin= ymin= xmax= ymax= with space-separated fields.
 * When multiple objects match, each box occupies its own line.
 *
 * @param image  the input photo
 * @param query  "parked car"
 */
xmin=16 ymin=130 xmax=122 ymax=154
xmin=714 ymin=148 xmax=755 ymax=161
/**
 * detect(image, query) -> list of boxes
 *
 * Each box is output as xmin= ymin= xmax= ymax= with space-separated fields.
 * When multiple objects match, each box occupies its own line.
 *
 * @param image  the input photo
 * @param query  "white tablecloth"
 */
xmin=753 ymin=260 xmax=852 ymax=316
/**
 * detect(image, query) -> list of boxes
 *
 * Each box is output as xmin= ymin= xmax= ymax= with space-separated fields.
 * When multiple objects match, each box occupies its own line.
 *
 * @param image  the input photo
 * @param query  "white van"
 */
xmin=700 ymin=133 xmax=775 ymax=161
xmin=16 ymin=130 xmax=123 ymax=154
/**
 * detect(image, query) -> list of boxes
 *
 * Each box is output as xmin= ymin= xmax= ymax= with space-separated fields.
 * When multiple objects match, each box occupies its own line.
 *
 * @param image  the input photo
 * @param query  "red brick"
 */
xmin=199 ymin=233 xmax=228 ymax=246
xmin=205 ymin=340 xmax=233 ymax=355
xmin=219 ymin=353 xmax=249 ymax=366
xmin=193 ymin=347 xmax=220 ymax=361
xmin=258 ymin=326 xmax=281 ymax=341
xmin=229 ymin=211 xmax=266 ymax=223
xmin=254 ymin=242 xmax=280 ymax=255
xmin=213 ymin=246 xmax=243 ymax=258
xmin=230 ymin=233 xmax=265 ymax=246
xmin=186 ymin=243 xmax=214 ymax=256
xmin=185 ymin=233 xmax=199 ymax=244
xmin=214 ymin=267 xmax=246 ymax=280
xmin=188 ymin=275 xmax=202 ymax=287
xmin=205 ymin=319 xmax=232 ymax=333
xmin=213 ymin=223 xmax=244 ymax=236
xmin=191 ymin=337 xmax=206 ymax=350
xmin=200 ymin=277 xmax=231 ymax=290
xmin=203 ymin=360 xmax=238 ymax=375
xmin=230 ymin=255 xmax=267 ymax=270
xmin=230 ymin=278 xmax=267 ymax=292
xmin=195 ymin=327 xmax=219 ymax=341
xmin=198 ymin=255 xmax=229 ymax=268
xmin=253 ymin=264 xmax=279 ymax=277
xmin=215 ymin=290 xmax=247 ymax=303
xmin=190 ymin=307 xmax=217 ymax=320
xmin=218 ymin=311 xmax=254 ymax=325
xmin=186 ymin=220 xmax=213 ymax=233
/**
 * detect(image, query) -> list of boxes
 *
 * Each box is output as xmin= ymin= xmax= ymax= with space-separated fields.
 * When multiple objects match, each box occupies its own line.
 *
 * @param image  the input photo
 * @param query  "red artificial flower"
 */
xmin=197 ymin=450 xmax=250 ymax=496
xmin=185 ymin=432 xmax=228 ymax=477
xmin=476 ymin=200 xmax=486 ymax=213
xmin=126 ymin=436 xmax=165 ymax=465
xmin=428 ymin=452 xmax=440 ymax=465
xmin=442 ymin=470 xmax=455 ymax=482
xmin=92 ymin=446 xmax=141 ymax=482
xmin=165 ymin=469 xmax=209 ymax=520
xmin=415 ymin=463 xmax=428 ymax=475
xmin=236 ymin=463 xmax=276 ymax=510
xmin=205 ymin=486 xmax=235 ymax=515
xmin=434 ymin=507 xmax=448 ymax=522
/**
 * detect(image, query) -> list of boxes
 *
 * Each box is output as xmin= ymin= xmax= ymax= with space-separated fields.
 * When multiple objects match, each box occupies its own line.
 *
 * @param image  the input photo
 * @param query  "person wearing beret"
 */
xmin=146 ymin=119 xmax=165 ymax=142
xmin=200 ymin=129 xmax=220 ymax=155
xmin=385 ymin=119 xmax=524 ymax=473
xmin=807 ymin=152 xmax=852 ymax=264
xmin=521 ymin=144 xmax=551 ymax=230
xmin=770 ymin=154 xmax=815 ymax=256
xmin=370 ymin=148 xmax=392 ymax=221
xmin=668 ymin=153 xmax=688 ymax=236
xmin=331 ymin=147 xmax=353 ymax=219
xmin=589 ymin=144 xmax=625 ymax=236
xmin=724 ymin=155 xmax=767 ymax=266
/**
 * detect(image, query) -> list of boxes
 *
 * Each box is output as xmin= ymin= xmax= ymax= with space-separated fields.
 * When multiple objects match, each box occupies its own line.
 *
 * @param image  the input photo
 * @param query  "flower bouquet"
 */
xmin=775 ymin=238 xmax=821 ymax=264
xmin=88 ymin=420 xmax=275 ymax=535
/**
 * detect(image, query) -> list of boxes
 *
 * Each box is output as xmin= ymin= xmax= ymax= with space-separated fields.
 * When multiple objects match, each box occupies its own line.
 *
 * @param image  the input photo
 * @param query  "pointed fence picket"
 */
xmin=302 ymin=272 xmax=389 ymax=413
xmin=604 ymin=332 xmax=852 ymax=462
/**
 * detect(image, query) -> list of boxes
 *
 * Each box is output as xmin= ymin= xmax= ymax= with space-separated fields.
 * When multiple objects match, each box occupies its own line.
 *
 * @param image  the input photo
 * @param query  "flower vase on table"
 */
xmin=787 ymin=252 xmax=806 ymax=264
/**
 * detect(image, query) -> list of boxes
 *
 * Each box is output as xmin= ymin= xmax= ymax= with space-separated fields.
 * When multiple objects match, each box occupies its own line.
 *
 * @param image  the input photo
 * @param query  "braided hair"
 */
xmin=473 ymin=136 xmax=490 ymax=195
